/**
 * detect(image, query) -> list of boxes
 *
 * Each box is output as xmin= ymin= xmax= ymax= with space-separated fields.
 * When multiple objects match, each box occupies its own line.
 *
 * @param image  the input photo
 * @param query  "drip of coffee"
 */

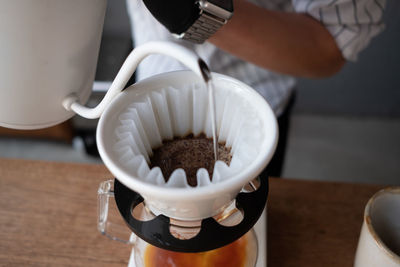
xmin=149 ymin=133 xmax=232 ymax=186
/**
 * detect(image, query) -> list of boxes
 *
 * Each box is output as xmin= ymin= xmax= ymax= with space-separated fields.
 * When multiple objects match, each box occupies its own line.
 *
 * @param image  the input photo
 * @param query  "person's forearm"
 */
xmin=209 ymin=0 xmax=345 ymax=78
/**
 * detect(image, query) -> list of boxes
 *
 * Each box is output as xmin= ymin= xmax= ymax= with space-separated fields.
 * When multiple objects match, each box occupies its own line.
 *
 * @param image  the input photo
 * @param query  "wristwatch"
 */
xmin=143 ymin=0 xmax=234 ymax=44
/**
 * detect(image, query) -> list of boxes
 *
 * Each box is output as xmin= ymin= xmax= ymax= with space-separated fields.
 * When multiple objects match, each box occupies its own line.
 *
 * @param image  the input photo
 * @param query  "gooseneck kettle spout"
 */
xmin=63 ymin=42 xmax=211 ymax=120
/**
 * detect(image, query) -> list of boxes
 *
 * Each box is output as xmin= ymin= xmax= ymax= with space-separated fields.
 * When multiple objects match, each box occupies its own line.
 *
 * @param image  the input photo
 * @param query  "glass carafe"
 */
xmin=98 ymin=180 xmax=258 ymax=267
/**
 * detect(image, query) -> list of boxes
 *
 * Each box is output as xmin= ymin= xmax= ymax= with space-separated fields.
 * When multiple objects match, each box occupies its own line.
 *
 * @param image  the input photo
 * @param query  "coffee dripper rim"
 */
xmin=96 ymin=71 xmax=278 ymax=201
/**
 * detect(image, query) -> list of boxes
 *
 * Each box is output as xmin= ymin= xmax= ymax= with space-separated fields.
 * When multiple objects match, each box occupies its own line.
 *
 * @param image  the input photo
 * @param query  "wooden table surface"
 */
xmin=0 ymin=158 xmax=386 ymax=266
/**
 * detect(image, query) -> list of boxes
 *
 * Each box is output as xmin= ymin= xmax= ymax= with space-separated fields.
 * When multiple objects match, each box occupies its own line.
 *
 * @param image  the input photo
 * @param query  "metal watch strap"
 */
xmin=178 ymin=0 xmax=233 ymax=44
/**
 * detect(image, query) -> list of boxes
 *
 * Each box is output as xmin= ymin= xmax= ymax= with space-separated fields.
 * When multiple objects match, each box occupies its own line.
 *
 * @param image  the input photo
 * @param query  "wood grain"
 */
xmin=0 ymin=120 xmax=74 ymax=143
xmin=0 ymin=159 xmax=130 ymax=266
xmin=267 ymin=178 xmax=384 ymax=267
xmin=0 ymin=158 xmax=385 ymax=266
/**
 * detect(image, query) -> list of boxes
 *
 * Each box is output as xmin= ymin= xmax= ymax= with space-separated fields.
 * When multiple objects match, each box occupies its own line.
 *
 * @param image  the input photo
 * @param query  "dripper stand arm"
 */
xmin=62 ymin=42 xmax=210 ymax=120
xmin=113 ymin=176 xmax=269 ymax=253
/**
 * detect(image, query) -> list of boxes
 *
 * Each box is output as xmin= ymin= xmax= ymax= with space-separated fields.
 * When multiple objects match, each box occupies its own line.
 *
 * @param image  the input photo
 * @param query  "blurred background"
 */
xmin=0 ymin=0 xmax=399 ymax=185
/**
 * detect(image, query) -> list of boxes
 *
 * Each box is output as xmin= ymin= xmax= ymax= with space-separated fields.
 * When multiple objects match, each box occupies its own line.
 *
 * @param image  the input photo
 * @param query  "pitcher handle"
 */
xmin=63 ymin=41 xmax=211 ymax=119
xmin=98 ymin=180 xmax=135 ymax=245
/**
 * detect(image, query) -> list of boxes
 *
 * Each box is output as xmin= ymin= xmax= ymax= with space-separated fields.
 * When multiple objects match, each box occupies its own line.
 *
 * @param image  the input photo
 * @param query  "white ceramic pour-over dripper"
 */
xmin=96 ymin=71 xmax=277 ymax=220
xmin=64 ymin=41 xmax=278 ymax=220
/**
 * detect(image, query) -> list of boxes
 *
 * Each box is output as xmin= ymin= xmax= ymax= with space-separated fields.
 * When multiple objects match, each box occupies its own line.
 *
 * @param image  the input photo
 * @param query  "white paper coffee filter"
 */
xmin=97 ymin=71 xmax=278 ymax=220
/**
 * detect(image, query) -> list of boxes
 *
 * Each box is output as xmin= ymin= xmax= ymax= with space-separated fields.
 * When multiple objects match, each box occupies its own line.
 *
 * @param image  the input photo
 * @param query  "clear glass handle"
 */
xmin=98 ymin=180 xmax=135 ymax=245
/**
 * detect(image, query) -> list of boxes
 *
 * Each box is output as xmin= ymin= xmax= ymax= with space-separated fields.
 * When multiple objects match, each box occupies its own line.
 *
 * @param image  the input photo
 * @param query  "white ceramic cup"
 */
xmin=354 ymin=187 xmax=400 ymax=267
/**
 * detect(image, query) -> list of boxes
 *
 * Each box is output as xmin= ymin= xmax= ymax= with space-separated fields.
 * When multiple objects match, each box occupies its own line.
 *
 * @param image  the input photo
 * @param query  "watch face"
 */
xmin=208 ymin=0 xmax=233 ymax=12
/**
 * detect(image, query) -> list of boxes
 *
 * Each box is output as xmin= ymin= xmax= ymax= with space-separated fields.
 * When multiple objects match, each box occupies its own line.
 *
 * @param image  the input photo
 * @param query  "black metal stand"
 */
xmin=114 ymin=175 xmax=268 ymax=252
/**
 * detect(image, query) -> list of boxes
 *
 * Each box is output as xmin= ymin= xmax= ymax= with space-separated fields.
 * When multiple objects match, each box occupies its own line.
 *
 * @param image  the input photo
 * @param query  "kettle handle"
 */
xmin=62 ymin=41 xmax=211 ymax=119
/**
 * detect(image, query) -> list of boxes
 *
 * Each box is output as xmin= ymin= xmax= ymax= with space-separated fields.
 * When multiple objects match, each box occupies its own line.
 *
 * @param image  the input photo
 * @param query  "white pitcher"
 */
xmin=0 ymin=0 xmax=107 ymax=129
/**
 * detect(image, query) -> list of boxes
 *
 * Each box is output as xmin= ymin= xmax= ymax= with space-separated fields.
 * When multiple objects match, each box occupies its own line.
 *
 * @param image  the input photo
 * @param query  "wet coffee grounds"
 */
xmin=149 ymin=133 xmax=232 ymax=186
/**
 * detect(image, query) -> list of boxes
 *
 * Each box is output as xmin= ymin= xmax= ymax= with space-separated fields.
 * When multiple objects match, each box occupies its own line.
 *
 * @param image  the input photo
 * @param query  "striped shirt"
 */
xmin=126 ymin=0 xmax=385 ymax=116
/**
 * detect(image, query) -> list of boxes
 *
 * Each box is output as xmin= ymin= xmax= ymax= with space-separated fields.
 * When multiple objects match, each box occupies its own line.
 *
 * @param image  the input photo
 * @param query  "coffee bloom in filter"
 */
xmin=92 ymin=43 xmax=278 ymax=221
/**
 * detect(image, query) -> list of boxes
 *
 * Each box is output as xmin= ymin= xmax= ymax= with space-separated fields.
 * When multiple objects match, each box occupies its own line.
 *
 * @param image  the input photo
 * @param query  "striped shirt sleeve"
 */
xmin=292 ymin=0 xmax=386 ymax=61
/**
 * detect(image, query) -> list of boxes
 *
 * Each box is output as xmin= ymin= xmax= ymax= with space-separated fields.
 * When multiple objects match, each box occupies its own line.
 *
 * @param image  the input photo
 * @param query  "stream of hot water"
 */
xmin=199 ymin=60 xmax=219 ymax=162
